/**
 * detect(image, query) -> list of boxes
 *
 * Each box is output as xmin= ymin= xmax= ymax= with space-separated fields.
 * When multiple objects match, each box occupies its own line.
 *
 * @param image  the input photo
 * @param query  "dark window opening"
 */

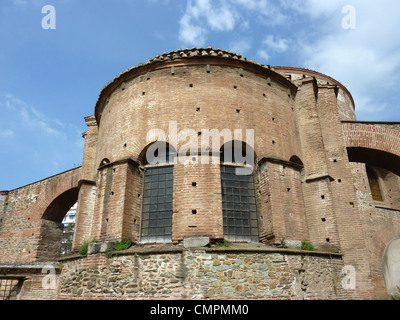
xmin=0 ymin=278 xmax=23 ymax=300
xmin=367 ymin=167 xmax=383 ymax=202
xmin=220 ymin=164 xmax=259 ymax=242
xmin=141 ymin=165 xmax=174 ymax=243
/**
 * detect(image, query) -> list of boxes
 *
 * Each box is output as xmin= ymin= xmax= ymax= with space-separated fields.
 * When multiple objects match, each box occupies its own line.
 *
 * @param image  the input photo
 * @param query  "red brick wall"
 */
xmin=0 ymin=167 xmax=82 ymax=262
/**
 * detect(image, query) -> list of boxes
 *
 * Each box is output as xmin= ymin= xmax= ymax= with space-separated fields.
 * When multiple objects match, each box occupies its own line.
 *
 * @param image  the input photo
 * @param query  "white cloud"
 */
xmin=0 ymin=129 xmax=14 ymax=138
xmin=262 ymin=35 xmax=289 ymax=53
xmin=257 ymin=49 xmax=270 ymax=62
xmin=256 ymin=35 xmax=289 ymax=63
xmin=179 ymin=13 xmax=207 ymax=47
xmin=228 ymin=39 xmax=252 ymax=55
xmin=0 ymin=92 xmax=61 ymax=136
xmin=179 ymin=0 xmax=238 ymax=46
xmin=284 ymin=0 xmax=400 ymax=119
xmin=178 ymin=0 xmax=290 ymax=47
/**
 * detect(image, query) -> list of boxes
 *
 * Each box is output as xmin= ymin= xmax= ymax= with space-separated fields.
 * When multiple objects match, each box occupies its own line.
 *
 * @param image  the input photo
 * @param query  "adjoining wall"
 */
xmin=349 ymin=162 xmax=400 ymax=299
xmin=57 ymin=245 xmax=348 ymax=300
xmin=0 ymin=167 xmax=82 ymax=263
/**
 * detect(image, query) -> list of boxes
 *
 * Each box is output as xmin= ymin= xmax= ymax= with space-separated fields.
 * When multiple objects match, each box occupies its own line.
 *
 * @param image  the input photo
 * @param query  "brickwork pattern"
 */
xmin=1 ymin=48 xmax=400 ymax=300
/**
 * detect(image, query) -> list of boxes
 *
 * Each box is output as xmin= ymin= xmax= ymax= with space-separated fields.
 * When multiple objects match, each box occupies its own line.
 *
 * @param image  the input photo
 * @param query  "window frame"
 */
xmin=220 ymin=162 xmax=259 ymax=243
xmin=140 ymin=163 xmax=174 ymax=244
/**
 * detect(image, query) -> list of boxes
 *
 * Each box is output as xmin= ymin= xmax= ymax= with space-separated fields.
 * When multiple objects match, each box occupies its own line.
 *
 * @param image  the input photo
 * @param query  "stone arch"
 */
xmin=343 ymin=122 xmax=400 ymax=175
xmin=37 ymin=188 xmax=79 ymax=261
xmin=42 ymin=188 xmax=79 ymax=224
xmin=347 ymin=147 xmax=400 ymax=177
xmin=31 ymin=167 xmax=81 ymax=261
xmin=138 ymin=141 xmax=177 ymax=165
xmin=99 ymin=158 xmax=110 ymax=167
xmin=289 ymin=155 xmax=304 ymax=166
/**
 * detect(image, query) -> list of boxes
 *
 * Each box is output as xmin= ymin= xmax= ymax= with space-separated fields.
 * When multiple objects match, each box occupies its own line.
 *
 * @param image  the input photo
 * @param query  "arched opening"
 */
xmin=139 ymin=141 xmax=176 ymax=166
xmin=61 ymin=202 xmax=77 ymax=255
xmin=383 ymin=238 xmax=400 ymax=300
xmin=37 ymin=188 xmax=79 ymax=260
xmin=140 ymin=142 xmax=176 ymax=243
xmin=366 ymin=166 xmax=384 ymax=202
xmin=220 ymin=141 xmax=258 ymax=242
xmin=289 ymin=155 xmax=304 ymax=167
xmin=347 ymin=147 xmax=400 ymax=208
xmin=99 ymin=158 xmax=110 ymax=167
xmin=347 ymin=147 xmax=400 ymax=177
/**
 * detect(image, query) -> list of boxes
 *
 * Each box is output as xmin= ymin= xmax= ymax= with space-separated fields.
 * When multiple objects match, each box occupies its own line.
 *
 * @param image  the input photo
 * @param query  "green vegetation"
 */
xmin=301 ymin=241 xmax=315 ymax=251
xmin=215 ymin=239 xmax=230 ymax=247
xmin=113 ymin=239 xmax=132 ymax=251
xmin=105 ymin=239 xmax=132 ymax=258
xmin=78 ymin=238 xmax=97 ymax=256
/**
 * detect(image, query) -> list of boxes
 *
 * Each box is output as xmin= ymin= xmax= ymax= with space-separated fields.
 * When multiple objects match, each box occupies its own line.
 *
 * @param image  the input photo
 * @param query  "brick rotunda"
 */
xmin=1 ymin=47 xmax=399 ymax=300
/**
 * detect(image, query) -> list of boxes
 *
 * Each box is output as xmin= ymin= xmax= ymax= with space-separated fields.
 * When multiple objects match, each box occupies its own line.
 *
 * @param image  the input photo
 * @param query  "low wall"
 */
xmin=56 ymin=243 xmax=348 ymax=300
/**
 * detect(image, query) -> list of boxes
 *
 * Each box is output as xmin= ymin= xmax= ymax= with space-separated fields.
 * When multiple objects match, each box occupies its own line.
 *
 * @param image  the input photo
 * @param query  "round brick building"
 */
xmin=1 ymin=47 xmax=399 ymax=300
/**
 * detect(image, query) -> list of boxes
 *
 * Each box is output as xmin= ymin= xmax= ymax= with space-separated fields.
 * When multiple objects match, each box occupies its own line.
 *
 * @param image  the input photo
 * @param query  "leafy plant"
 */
xmin=215 ymin=239 xmax=230 ymax=247
xmin=105 ymin=239 xmax=132 ymax=258
xmin=301 ymin=241 xmax=315 ymax=251
xmin=78 ymin=238 xmax=97 ymax=256
xmin=114 ymin=239 xmax=132 ymax=251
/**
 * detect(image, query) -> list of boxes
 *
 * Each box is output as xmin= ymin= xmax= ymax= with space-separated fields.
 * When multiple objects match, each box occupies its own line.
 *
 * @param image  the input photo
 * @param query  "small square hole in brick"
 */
xmin=192 ymin=182 xmax=197 ymax=187
xmin=192 ymin=210 xmax=197 ymax=215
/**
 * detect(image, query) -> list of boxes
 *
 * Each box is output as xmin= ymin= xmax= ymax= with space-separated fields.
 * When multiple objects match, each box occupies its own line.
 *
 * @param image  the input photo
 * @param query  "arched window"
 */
xmin=366 ymin=166 xmax=383 ymax=202
xmin=140 ymin=142 xmax=175 ymax=243
xmin=220 ymin=141 xmax=258 ymax=242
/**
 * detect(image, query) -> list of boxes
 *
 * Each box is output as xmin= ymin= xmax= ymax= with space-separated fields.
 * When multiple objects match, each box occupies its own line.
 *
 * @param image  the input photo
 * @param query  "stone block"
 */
xmin=88 ymin=242 xmax=101 ymax=255
xmin=285 ymin=240 xmax=302 ymax=249
xmin=183 ymin=237 xmax=210 ymax=249
xmin=100 ymin=241 xmax=115 ymax=253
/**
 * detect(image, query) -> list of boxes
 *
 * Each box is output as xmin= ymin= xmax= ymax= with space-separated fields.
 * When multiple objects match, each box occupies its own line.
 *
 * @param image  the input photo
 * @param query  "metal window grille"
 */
xmin=0 ymin=278 xmax=22 ymax=300
xmin=141 ymin=165 xmax=174 ymax=243
xmin=221 ymin=165 xmax=259 ymax=242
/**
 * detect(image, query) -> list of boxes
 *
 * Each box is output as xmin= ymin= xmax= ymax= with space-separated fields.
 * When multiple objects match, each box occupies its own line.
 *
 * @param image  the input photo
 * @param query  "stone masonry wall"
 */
xmin=57 ymin=245 xmax=348 ymax=300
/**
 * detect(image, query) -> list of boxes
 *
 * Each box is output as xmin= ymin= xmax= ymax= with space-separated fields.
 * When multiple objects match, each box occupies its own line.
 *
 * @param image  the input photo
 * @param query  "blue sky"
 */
xmin=1 ymin=0 xmax=399 ymax=190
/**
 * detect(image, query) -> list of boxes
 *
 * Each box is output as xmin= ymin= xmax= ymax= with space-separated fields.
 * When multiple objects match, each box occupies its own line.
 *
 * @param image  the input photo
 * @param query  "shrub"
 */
xmin=301 ymin=241 xmax=315 ymax=251
xmin=105 ymin=239 xmax=132 ymax=258
xmin=215 ymin=239 xmax=230 ymax=247
xmin=113 ymin=239 xmax=132 ymax=251
xmin=78 ymin=238 xmax=97 ymax=256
